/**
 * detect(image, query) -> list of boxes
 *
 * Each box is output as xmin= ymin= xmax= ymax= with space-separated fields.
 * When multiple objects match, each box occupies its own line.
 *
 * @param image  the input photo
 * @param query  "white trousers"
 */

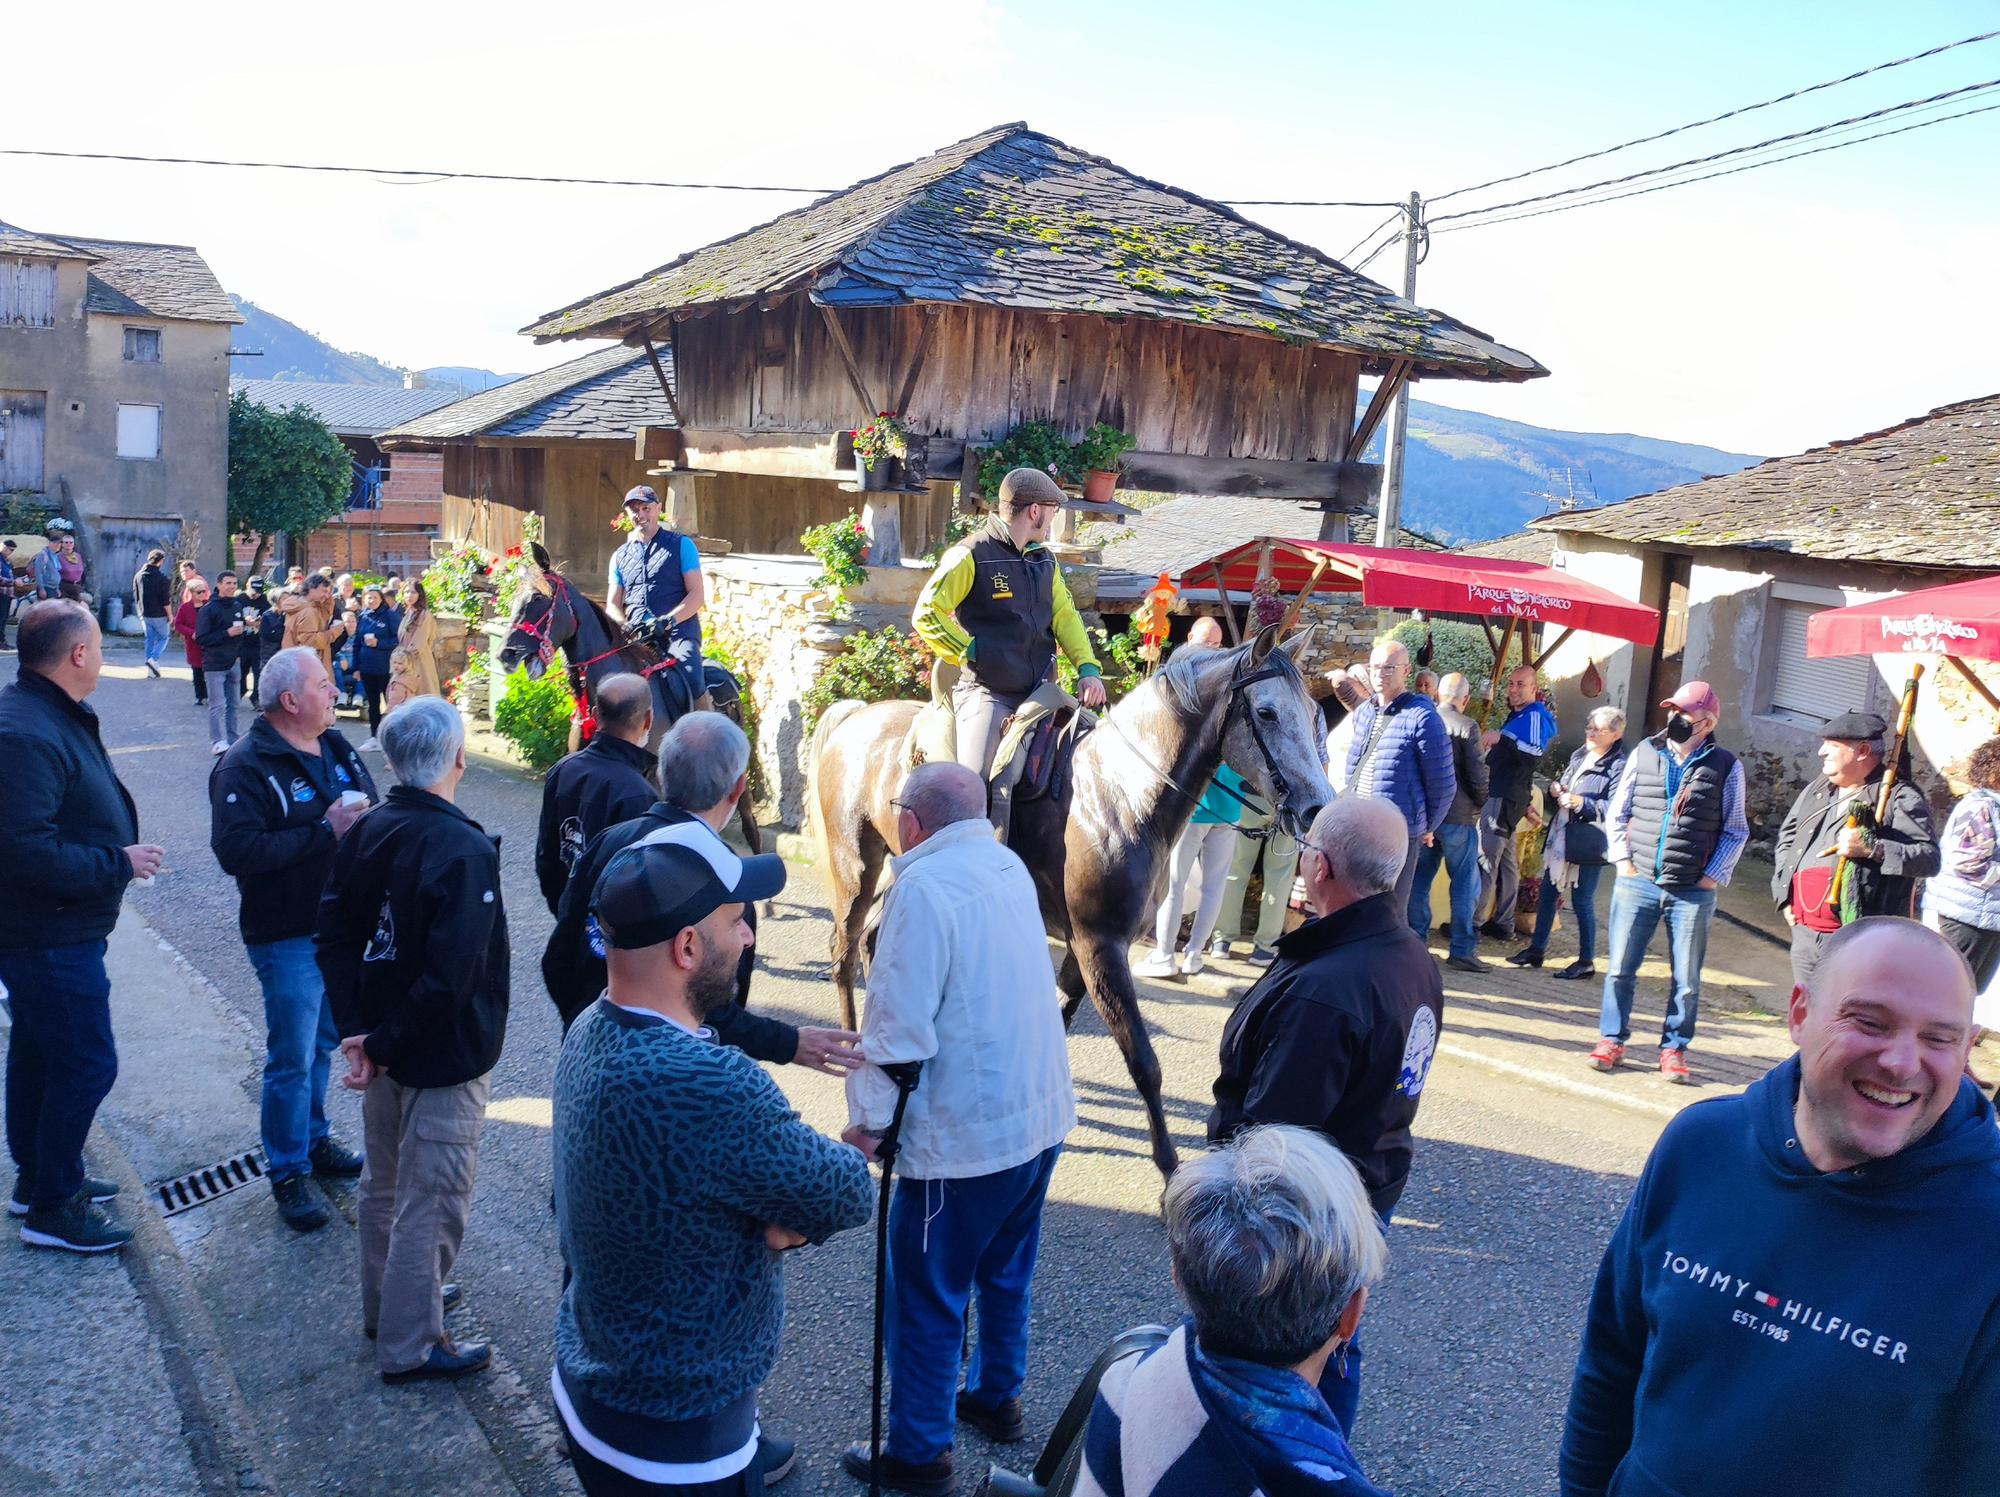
xmin=1154 ymin=822 xmax=1238 ymax=956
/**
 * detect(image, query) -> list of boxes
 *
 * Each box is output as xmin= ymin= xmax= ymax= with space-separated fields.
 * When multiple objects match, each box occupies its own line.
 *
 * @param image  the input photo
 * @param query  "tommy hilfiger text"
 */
xmin=1662 ymin=1250 xmax=1909 ymax=1363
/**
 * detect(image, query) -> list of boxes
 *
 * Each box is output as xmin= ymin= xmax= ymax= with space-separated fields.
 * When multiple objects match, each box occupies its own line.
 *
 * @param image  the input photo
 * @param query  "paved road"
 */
xmin=99 ymin=654 xmax=1664 ymax=1495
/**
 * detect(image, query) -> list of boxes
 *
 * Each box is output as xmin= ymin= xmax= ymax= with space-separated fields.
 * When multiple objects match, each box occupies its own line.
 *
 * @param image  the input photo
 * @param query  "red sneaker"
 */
xmin=1659 ymin=1048 xmax=1691 ymax=1084
xmin=1587 ymin=1039 xmax=1625 ymax=1072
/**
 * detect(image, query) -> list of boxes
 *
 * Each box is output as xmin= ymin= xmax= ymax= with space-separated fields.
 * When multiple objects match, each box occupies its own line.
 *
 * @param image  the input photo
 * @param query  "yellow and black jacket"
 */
xmin=912 ymin=516 xmax=1100 ymax=696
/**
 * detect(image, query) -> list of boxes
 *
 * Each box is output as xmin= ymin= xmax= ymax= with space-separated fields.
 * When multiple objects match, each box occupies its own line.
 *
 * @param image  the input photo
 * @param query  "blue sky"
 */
xmin=7 ymin=0 xmax=1996 ymax=456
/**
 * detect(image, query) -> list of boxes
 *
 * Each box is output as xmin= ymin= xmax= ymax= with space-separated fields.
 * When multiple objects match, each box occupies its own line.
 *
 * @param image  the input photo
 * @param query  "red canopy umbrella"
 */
xmin=1188 ymin=537 xmax=1661 ymax=703
xmin=1807 ymin=573 xmax=2000 ymax=713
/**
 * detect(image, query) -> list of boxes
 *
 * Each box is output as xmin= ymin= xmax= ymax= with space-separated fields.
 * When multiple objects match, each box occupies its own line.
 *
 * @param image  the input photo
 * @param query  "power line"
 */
xmin=1431 ymin=75 xmax=2000 ymax=225
xmin=1430 ymin=27 xmax=2000 ymax=203
xmin=1433 ymin=98 xmax=2000 ymax=234
xmin=1342 ymin=210 xmax=1405 ymax=262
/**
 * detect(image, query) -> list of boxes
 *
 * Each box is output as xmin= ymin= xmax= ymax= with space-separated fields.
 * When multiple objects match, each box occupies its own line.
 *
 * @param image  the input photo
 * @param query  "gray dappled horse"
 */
xmin=811 ymin=625 xmax=1332 ymax=1177
xmin=496 ymin=544 xmax=762 ymax=856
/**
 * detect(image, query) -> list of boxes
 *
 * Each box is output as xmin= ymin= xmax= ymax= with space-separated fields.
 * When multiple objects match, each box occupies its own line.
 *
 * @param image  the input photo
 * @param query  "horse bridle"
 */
xmin=510 ymin=576 xmax=572 ymax=672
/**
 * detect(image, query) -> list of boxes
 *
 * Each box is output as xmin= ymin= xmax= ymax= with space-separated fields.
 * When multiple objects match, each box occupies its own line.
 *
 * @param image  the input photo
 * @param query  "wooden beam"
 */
xmin=1117 ymin=450 xmax=1381 ymax=506
xmin=1211 ymin=562 xmax=1243 ymax=644
xmin=1344 ymin=360 xmax=1410 ymax=462
xmin=817 ymin=305 xmax=879 ymax=418
xmin=1483 ymin=616 xmax=1520 ymax=719
xmin=1276 ymin=557 xmax=1331 ymax=638
xmin=638 ymin=329 xmax=686 ymax=429
xmin=678 ymin=429 xmax=841 ymax=479
xmin=1479 ymin=619 xmax=1502 ymax=658
xmin=891 ymin=307 xmax=941 ymax=419
xmin=633 ymin=425 xmax=683 ymax=465
xmin=1531 ymin=626 xmax=1575 ymax=670
xmin=1946 ymin=652 xmax=2000 ymax=714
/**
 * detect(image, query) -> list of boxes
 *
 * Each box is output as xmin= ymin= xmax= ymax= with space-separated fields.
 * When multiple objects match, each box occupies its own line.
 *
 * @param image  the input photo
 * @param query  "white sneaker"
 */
xmin=1132 ymin=950 xmax=1181 ymax=979
xmin=1181 ymin=951 xmax=1207 ymax=977
xmin=360 ymin=738 xmax=378 ymax=751
xmin=210 ymin=740 xmax=228 ymax=756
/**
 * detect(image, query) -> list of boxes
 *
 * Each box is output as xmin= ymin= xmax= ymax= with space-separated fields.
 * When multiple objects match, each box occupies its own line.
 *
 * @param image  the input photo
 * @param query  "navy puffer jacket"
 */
xmin=1344 ymin=691 xmax=1457 ymax=838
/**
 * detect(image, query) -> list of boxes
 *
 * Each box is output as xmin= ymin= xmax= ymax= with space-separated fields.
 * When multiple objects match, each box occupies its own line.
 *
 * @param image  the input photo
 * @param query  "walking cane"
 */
xmin=1828 ymin=665 xmax=1924 ymax=909
xmin=868 ymin=1060 xmax=924 ymax=1497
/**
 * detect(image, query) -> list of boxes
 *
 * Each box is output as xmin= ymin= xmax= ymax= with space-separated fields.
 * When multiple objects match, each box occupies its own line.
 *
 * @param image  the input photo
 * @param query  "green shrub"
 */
xmin=1057 ymin=622 xmax=1146 ymax=703
xmin=801 ymin=513 xmax=870 ymax=617
xmin=424 ymin=545 xmax=489 ymax=620
xmin=803 ymin=626 xmax=933 ymax=733
xmin=1383 ymin=617 xmax=1533 ymax=727
xmin=493 ymin=660 xmax=576 ymax=770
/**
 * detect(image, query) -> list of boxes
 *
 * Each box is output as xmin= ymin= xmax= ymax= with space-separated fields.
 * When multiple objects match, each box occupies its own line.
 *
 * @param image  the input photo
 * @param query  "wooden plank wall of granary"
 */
xmin=697 ymin=475 xmax=955 ymax=559
xmin=541 ymin=443 xmax=661 ymax=586
xmin=676 ymin=298 xmax=1361 ymax=462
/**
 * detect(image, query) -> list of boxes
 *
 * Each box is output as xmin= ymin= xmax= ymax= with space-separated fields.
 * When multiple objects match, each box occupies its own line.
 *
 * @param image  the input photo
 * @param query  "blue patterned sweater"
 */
xmin=553 ymin=1000 xmax=873 ymax=1461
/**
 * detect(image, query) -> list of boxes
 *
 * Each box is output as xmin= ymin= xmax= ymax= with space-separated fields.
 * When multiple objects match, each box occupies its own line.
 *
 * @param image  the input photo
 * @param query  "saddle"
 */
xmin=901 ymin=663 xmax=1094 ymax=840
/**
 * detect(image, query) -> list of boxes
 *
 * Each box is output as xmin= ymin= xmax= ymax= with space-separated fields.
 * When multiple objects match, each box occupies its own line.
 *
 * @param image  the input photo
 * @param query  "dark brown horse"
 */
xmin=496 ymin=545 xmax=763 ymax=855
xmin=811 ymin=625 xmax=1331 ymax=1176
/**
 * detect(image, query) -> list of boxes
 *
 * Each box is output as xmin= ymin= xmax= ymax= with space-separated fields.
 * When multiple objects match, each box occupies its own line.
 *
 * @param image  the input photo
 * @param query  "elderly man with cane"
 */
xmin=840 ymin=761 xmax=1076 ymax=1497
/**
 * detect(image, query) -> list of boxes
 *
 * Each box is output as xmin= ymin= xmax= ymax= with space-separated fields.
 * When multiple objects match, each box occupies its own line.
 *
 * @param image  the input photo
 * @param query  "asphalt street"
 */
xmin=97 ymin=651 xmax=1666 ymax=1496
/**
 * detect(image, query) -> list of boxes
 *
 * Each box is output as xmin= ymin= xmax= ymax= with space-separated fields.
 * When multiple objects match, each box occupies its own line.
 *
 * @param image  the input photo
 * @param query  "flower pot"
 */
xmin=858 ymin=459 xmax=894 ymax=492
xmin=1083 ymin=468 xmax=1119 ymax=504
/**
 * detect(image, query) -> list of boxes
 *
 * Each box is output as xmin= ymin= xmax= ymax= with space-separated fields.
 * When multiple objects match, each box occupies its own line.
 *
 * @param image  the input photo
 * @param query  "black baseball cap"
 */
xmin=591 ymin=822 xmax=786 ymax=950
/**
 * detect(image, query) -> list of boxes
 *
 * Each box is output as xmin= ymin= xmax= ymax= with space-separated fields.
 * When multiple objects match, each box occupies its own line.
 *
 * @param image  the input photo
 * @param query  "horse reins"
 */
xmin=512 ymin=574 xmax=693 ymax=737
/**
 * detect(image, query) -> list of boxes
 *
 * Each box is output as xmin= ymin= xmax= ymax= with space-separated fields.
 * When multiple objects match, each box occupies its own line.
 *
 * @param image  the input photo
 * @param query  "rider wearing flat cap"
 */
xmin=912 ymin=468 xmax=1107 ymax=780
xmin=606 ymin=485 xmax=709 ymax=714
xmin=1772 ymin=708 xmax=1940 ymax=984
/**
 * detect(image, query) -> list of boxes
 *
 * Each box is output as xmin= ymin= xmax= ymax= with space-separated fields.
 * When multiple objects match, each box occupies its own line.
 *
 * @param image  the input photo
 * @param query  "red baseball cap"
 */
xmin=1660 ymin=680 xmax=1720 ymax=716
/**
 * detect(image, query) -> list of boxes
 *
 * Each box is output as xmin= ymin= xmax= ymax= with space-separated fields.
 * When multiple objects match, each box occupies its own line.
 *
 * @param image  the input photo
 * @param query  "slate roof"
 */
xmin=229 ymin=379 xmax=461 ymax=436
xmin=1095 ymin=493 xmax=1441 ymax=599
xmin=381 ymin=343 xmax=672 ymax=443
xmin=523 ymin=124 xmax=1544 ymax=383
xmin=0 ymin=222 xmax=240 ymax=324
xmin=1456 ymin=529 xmax=1557 ymax=565
xmin=1533 ymin=393 xmax=2000 ymax=569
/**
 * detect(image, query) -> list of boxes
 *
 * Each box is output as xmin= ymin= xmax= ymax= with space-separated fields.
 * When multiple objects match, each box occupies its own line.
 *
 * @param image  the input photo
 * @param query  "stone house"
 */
xmin=0 ymin=221 xmax=238 ymax=597
xmin=1525 ymin=393 xmax=2000 ymax=833
xmin=228 ymin=378 xmax=458 ymax=576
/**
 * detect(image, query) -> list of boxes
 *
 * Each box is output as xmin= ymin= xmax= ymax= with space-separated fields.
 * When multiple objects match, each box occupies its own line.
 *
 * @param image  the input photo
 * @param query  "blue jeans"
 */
xmin=143 ymin=615 xmax=171 ymax=663
xmin=0 ymin=941 xmax=116 ymax=1211
xmin=248 ymin=937 xmax=337 ymax=1179
xmin=886 ymin=1145 xmax=1061 ymax=1463
xmin=1409 ymin=823 xmax=1481 ymax=959
xmin=1599 ymin=875 xmax=1716 ymax=1050
xmin=334 ymin=649 xmax=358 ymax=700
xmin=1529 ymin=861 xmax=1606 ymax=963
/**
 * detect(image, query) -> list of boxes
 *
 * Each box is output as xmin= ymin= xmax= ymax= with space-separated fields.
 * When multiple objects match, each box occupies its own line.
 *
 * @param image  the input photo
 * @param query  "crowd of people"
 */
xmin=6 ymin=471 xmax=2000 ymax=1496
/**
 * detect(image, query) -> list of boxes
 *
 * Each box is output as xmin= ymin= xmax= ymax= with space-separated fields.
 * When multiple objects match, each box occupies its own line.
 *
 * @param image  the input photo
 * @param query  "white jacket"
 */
xmin=846 ymin=819 xmax=1075 ymax=1179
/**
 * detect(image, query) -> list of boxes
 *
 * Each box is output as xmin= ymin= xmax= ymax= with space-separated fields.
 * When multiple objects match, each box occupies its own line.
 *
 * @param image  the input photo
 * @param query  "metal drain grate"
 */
xmin=155 ymin=1148 xmax=267 ymax=1217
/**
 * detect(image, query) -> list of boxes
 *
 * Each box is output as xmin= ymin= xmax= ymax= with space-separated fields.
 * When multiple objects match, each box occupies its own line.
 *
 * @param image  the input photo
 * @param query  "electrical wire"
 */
xmin=1431 ymin=75 xmax=2000 ymax=225
xmin=1430 ymin=27 xmax=1999 ymax=203
xmin=1432 ymin=98 xmax=2000 ymax=234
xmin=1342 ymin=210 xmax=1405 ymax=262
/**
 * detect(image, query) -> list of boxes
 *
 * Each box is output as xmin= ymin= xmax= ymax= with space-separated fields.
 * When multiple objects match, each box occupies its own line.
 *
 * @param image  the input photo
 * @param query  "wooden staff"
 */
xmin=1828 ymin=664 xmax=1924 ymax=908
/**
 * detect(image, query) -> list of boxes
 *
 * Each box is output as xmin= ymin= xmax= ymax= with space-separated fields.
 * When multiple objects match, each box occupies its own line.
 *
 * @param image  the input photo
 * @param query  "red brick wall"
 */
xmin=382 ymin=451 xmax=443 ymax=508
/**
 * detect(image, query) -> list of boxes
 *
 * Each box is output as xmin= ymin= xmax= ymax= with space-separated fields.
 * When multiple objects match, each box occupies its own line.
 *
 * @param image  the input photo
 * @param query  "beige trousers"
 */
xmin=359 ymin=1070 xmax=489 ymax=1373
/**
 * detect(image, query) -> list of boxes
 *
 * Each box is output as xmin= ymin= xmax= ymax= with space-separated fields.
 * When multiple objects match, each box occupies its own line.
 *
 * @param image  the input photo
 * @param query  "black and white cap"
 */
xmin=590 ymin=821 xmax=786 ymax=951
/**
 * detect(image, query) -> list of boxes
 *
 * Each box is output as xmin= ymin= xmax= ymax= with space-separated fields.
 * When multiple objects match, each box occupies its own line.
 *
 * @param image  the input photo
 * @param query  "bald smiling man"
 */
xmin=1562 ymin=917 xmax=2000 ymax=1497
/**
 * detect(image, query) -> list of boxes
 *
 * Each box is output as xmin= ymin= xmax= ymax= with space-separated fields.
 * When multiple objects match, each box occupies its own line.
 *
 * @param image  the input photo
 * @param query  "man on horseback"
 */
xmin=605 ymin=485 xmax=710 ymax=718
xmin=911 ymin=468 xmax=1108 ymax=782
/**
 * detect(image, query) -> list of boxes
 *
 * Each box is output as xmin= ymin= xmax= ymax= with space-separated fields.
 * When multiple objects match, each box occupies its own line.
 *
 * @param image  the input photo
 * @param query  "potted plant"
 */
xmin=852 ymin=412 xmax=910 ymax=491
xmin=1074 ymin=422 xmax=1137 ymax=504
xmin=976 ymin=419 xmax=1082 ymax=500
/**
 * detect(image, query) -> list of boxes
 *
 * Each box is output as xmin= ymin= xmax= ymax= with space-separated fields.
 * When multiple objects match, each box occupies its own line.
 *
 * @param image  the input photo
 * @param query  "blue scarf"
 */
xmin=1184 ymin=1330 xmax=1391 ymax=1496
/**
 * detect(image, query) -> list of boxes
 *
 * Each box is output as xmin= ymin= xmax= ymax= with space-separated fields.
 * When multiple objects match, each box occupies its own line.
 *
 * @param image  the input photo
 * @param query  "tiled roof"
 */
xmin=1533 ymin=393 xmax=2000 ymax=568
xmin=524 ymin=124 xmax=1544 ymax=383
xmin=381 ymin=343 xmax=672 ymax=442
xmin=229 ymin=379 xmax=461 ymax=436
xmin=1456 ymin=529 xmax=1557 ymax=565
xmin=1095 ymin=493 xmax=1440 ymax=597
xmin=0 ymin=223 xmax=241 ymax=324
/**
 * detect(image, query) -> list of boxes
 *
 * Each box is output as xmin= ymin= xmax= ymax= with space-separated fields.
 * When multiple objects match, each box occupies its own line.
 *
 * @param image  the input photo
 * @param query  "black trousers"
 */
xmin=241 ymin=644 xmax=263 ymax=705
xmin=361 ymin=671 xmax=390 ymax=732
xmin=1940 ymin=915 xmax=2000 ymax=991
xmin=191 ymin=663 xmax=207 ymax=703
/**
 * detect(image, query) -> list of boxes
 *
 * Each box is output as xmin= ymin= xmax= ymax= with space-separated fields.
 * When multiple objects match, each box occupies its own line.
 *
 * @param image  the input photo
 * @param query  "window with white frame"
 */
xmin=0 ymin=258 xmax=57 ymax=327
xmin=116 ymin=403 xmax=162 ymax=459
xmin=123 ymin=326 xmax=162 ymax=362
xmin=1765 ymin=597 xmax=1872 ymax=725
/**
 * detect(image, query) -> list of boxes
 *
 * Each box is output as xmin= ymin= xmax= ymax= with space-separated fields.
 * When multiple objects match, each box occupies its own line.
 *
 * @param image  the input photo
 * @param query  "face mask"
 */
xmin=1665 ymin=712 xmax=1696 ymax=744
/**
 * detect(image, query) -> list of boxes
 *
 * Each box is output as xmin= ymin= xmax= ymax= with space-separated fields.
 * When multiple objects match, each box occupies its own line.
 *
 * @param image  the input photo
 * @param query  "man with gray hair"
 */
xmin=316 ymin=696 xmax=509 ymax=1384
xmin=1208 ymin=795 xmax=1443 ymax=1437
xmin=1079 ymin=1125 xmax=1390 ymax=1497
xmin=839 ymin=760 xmax=1076 ymax=1495
xmin=544 ymin=711 xmax=862 ymax=1072
xmin=211 ymin=645 xmax=377 ymax=1233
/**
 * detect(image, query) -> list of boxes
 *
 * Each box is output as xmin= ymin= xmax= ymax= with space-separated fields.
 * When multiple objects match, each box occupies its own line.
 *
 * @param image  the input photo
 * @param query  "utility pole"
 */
xmin=1373 ymin=190 xmax=1423 ymax=549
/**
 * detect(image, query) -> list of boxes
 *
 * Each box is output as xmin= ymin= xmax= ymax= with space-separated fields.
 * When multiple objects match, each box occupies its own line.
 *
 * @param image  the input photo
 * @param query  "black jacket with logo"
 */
xmin=542 ymin=802 xmax=793 ymax=1063
xmin=315 ymin=786 xmax=509 ymax=1089
xmin=210 ymin=716 xmax=378 ymax=945
xmin=534 ymin=733 xmax=656 ymax=914
xmin=194 ymin=594 xmax=256 ymax=674
xmin=0 ymin=670 xmax=141 ymax=949
xmin=132 ymin=564 xmax=170 ymax=619
xmin=1208 ymin=892 xmax=1445 ymax=1216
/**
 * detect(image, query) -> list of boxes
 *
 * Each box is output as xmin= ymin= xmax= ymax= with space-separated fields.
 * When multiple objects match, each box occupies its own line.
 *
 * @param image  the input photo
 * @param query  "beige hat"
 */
xmin=997 ymin=467 xmax=1066 ymax=511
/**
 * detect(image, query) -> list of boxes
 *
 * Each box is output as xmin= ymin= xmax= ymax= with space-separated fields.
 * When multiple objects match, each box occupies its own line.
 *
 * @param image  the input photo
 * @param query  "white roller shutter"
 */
xmin=1768 ymin=600 xmax=1871 ymax=724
